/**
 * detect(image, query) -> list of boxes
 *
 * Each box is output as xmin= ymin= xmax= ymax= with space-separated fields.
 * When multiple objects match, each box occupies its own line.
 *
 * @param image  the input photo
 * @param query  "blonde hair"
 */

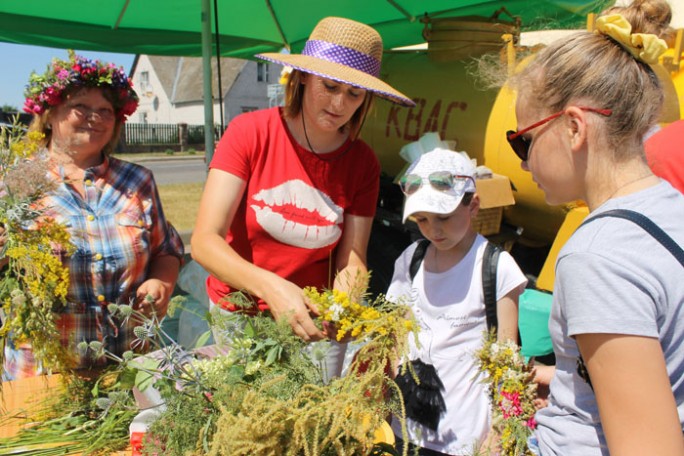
xmin=510 ymin=0 xmax=671 ymax=158
xmin=601 ymin=0 xmax=675 ymax=45
xmin=283 ymin=69 xmax=375 ymax=140
xmin=28 ymin=86 xmax=124 ymax=156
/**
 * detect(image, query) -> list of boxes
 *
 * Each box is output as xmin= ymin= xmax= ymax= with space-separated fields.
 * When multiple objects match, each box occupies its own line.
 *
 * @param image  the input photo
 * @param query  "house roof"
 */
xmin=145 ymin=55 xmax=247 ymax=104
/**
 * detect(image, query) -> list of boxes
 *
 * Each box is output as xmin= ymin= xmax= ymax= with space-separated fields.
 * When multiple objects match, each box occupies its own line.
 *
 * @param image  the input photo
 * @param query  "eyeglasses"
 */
xmin=399 ymin=171 xmax=474 ymax=196
xmin=506 ymin=106 xmax=612 ymax=161
xmin=69 ymin=103 xmax=116 ymax=122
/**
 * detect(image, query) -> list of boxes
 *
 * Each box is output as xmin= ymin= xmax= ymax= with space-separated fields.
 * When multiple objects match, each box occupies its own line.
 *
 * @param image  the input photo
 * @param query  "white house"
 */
xmin=129 ymin=55 xmax=283 ymax=126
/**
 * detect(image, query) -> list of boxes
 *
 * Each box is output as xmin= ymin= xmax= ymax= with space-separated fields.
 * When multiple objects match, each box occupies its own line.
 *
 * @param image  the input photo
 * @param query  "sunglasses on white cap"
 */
xmin=399 ymin=171 xmax=475 ymax=196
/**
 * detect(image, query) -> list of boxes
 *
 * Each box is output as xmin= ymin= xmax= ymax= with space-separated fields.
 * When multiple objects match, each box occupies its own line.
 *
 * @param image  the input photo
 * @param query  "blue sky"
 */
xmin=0 ymin=42 xmax=135 ymax=111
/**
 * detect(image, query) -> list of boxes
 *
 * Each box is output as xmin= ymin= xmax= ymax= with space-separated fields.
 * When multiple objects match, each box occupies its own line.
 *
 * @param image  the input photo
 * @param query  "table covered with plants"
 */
xmin=0 ymin=122 xmax=538 ymax=456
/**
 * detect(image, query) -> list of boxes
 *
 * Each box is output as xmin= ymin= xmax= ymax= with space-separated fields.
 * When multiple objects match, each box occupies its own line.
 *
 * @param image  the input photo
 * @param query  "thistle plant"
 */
xmin=110 ymin=287 xmax=417 ymax=456
xmin=1 ymin=277 xmax=419 ymax=455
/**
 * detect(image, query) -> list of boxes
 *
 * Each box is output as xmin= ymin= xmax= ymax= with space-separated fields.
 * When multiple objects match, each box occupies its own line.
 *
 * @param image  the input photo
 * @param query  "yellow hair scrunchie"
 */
xmin=595 ymin=14 xmax=667 ymax=64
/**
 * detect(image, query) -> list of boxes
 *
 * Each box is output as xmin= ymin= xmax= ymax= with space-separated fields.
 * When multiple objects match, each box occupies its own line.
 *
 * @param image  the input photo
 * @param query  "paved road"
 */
xmin=140 ymin=157 xmax=208 ymax=185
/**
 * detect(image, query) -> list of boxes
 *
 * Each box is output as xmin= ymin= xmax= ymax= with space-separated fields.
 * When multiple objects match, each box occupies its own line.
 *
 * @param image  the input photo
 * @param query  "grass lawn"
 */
xmin=113 ymin=150 xmax=205 ymax=162
xmin=158 ymin=182 xmax=204 ymax=232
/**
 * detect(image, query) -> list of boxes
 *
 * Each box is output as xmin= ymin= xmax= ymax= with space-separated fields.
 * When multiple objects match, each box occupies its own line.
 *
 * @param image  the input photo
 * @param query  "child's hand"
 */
xmin=322 ymin=321 xmax=353 ymax=343
xmin=532 ymin=363 xmax=555 ymax=409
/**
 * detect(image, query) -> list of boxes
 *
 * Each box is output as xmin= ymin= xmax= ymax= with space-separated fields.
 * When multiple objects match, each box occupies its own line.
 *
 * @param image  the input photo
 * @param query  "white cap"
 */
xmin=402 ymin=148 xmax=476 ymax=223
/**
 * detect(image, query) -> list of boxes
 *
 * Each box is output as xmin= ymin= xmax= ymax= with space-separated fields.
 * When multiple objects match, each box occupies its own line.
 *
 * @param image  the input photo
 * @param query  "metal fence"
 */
xmin=123 ymin=123 xmax=225 ymax=146
xmin=124 ymin=123 xmax=179 ymax=145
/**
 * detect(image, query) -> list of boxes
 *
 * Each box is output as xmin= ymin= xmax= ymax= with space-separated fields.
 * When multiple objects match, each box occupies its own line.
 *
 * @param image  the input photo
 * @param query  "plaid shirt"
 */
xmin=3 ymin=155 xmax=184 ymax=379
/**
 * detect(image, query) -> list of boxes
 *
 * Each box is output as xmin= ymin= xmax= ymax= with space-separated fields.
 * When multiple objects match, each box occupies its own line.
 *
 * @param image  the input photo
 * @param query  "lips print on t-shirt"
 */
xmin=250 ymin=179 xmax=343 ymax=249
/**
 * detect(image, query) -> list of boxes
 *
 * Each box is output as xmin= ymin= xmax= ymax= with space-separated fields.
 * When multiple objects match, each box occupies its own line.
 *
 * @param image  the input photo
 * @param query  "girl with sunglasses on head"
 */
xmin=504 ymin=0 xmax=684 ymax=454
xmin=386 ymin=146 xmax=527 ymax=455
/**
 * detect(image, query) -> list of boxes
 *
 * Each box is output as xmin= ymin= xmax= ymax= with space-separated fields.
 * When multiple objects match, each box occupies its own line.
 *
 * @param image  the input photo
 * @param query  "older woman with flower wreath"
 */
xmin=2 ymin=51 xmax=184 ymax=380
xmin=504 ymin=0 xmax=684 ymax=454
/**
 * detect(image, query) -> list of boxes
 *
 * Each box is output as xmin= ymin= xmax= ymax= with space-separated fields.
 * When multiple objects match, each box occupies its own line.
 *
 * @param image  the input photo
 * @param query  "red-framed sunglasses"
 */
xmin=506 ymin=106 xmax=612 ymax=161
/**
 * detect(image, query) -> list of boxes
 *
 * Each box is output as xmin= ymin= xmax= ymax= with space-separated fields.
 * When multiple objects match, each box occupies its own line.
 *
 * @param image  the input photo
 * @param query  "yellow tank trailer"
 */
xmin=363 ymin=13 xmax=684 ymax=295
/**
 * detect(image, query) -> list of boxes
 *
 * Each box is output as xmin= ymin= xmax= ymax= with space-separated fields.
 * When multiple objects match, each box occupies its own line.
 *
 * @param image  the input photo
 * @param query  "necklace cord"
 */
xmin=298 ymin=101 xmax=360 ymax=162
xmin=605 ymin=173 xmax=653 ymax=201
xmin=301 ymin=108 xmax=317 ymax=154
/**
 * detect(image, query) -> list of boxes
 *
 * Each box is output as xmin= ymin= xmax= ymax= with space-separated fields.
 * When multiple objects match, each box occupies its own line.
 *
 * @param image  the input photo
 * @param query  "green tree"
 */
xmin=1 ymin=104 xmax=19 ymax=113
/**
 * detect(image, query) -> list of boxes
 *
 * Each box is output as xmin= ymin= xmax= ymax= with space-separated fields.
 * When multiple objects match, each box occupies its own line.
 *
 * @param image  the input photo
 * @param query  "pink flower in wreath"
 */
xmin=43 ymin=87 xmax=61 ymax=106
xmin=23 ymin=99 xmax=43 ymax=115
xmin=499 ymin=390 xmax=523 ymax=419
xmin=120 ymin=99 xmax=139 ymax=119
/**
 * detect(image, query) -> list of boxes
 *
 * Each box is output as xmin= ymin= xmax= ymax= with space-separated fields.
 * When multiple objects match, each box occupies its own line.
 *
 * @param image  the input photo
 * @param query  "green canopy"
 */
xmin=0 ymin=0 xmax=614 ymax=154
xmin=0 ymin=0 xmax=614 ymax=57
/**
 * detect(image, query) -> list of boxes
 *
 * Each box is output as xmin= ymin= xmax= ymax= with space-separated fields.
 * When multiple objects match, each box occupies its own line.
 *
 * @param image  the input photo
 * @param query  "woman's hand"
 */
xmin=262 ymin=277 xmax=326 ymax=342
xmin=135 ymin=278 xmax=173 ymax=318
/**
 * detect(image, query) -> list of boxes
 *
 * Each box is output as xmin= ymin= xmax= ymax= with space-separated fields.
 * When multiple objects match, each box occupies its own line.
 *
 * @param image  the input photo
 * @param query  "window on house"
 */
xmin=140 ymin=71 xmax=150 ymax=89
xmin=140 ymin=112 xmax=148 ymax=124
xmin=257 ymin=63 xmax=269 ymax=82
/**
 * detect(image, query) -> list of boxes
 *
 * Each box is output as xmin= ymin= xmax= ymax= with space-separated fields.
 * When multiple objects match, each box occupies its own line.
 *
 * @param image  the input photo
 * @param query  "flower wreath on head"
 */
xmin=23 ymin=50 xmax=139 ymax=121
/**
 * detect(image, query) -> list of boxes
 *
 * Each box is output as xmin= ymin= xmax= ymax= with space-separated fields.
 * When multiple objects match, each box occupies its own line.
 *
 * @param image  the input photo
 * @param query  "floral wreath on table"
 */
xmin=23 ymin=50 xmax=139 ymax=120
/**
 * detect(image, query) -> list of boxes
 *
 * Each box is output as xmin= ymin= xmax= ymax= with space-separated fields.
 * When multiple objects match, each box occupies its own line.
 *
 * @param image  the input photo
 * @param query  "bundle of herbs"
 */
xmin=131 ymin=288 xmax=417 ymax=455
xmin=0 ymin=120 xmax=74 ymax=379
xmin=0 ymin=373 xmax=138 ymax=455
xmin=2 ymin=277 xmax=418 ymax=455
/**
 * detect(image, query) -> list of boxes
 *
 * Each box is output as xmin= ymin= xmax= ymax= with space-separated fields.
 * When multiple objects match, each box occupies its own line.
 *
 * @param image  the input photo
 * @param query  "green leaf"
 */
xmin=116 ymin=366 xmax=138 ymax=390
xmin=244 ymin=319 xmax=256 ymax=338
xmin=130 ymin=357 xmax=161 ymax=391
xmin=264 ymin=346 xmax=279 ymax=366
xmin=194 ymin=330 xmax=212 ymax=349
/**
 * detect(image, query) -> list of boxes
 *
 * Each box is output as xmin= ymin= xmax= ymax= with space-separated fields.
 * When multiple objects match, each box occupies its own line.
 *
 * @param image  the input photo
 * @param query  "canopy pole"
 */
xmin=265 ymin=0 xmax=290 ymax=48
xmin=113 ymin=0 xmax=131 ymax=29
xmin=386 ymin=0 xmax=415 ymax=22
xmin=213 ymin=0 xmax=225 ymax=132
xmin=201 ymin=0 xmax=216 ymax=165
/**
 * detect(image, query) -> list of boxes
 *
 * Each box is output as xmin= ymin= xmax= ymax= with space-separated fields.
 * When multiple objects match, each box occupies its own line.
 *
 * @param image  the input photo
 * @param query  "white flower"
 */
xmin=329 ymin=303 xmax=345 ymax=322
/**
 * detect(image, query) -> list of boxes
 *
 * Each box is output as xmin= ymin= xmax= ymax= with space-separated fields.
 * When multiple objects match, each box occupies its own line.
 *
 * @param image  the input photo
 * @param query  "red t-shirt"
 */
xmin=208 ymin=107 xmax=380 ymax=310
xmin=645 ymin=120 xmax=684 ymax=194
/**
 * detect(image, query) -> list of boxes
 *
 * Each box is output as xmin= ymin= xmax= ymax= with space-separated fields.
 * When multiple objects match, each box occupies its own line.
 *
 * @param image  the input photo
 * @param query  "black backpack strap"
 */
xmin=411 ymin=239 xmax=501 ymax=331
xmin=580 ymin=209 xmax=684 ymax=267
xmin=482 ymin=242 xmax=501 ymax=332
xmin=409 ymin=239 xmax=431 ymax=281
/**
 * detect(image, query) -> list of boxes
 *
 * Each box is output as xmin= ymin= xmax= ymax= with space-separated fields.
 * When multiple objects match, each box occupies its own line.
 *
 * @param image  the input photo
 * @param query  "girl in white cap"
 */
xmin=191 ymin=17 xmax=414 ymax=380
xmin=387 ymin=147 xmax=527 ymax=455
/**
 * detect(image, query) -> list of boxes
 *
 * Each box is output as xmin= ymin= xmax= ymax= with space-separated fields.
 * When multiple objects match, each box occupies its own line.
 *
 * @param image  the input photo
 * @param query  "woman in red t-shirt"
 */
xmin=191 ymin=17 xmax=414 ymax=379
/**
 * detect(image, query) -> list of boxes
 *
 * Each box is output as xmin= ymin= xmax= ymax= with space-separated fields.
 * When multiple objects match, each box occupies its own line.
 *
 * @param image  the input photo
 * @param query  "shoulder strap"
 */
xmin=580 ymin=209 xmax=684 ymax=267
xmin=482 ymin=242 xmax=501 ymax=332
xmin=409 ymin=239 xmax=431 ymax=281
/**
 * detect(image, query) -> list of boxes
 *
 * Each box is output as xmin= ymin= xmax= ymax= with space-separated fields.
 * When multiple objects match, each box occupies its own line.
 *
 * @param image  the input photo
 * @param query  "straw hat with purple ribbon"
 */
xmin=256 ymin=17 xmax=415 ymax=107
